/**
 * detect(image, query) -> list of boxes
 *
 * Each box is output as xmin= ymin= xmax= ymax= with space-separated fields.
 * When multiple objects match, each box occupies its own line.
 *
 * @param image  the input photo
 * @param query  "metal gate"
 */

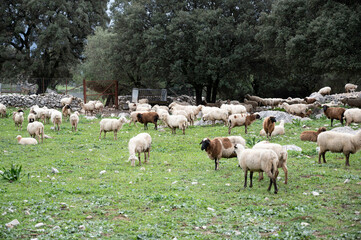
xmin=83 ymin=79 xmax=118 ymax=109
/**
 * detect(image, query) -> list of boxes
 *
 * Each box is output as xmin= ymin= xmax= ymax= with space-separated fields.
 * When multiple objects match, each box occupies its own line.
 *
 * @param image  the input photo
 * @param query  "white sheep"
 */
xmin=51 ymin=110 xmax=62 ymax=131
xmin=281 ymin=103 xmax=308 ymax=117
xmin=260 ymin=120 xmax=285 ymax=136
xmin=220 ymin=104 xmax=247 ymax=115
xmin=200 ymin=136 xmax=246 ymax=170
xmin=0 ymin=103 xmax=6 ymax=117
xmin=253 ymin=141 xmax=288 ymax=184
xmin=27 ymin=113 xmax=36 ymax=123
xmin=27 ymin=121 xmax=44 ymax=143
xmin=136 ymin=103 xmax=151 ymax=112
xmin=80 ymin=102 xmax=95 ymax=116
xmin=16 ymin=135 xmax=38 ymax=145
xmin=138 ymin=98 xmax=149 ymax=104
xmin=128 ymin=133 xmax=152 ymax=166
xmin=318 ymin=86 xmax=331 ymax=96
xmin=95 ymin=101 xmax=104 ymax=113
xmin=60 ymin=96 xmax=74 ymax=106
xmin=234 ymin=144 xmax=279 ymax=194
xmin=13 ymin=110 xmax=24 ymax=131
xmin=126 ymin=101 xmax=138 ymax=112
xmin=172 ymin=109 xmax=193 ymax=124
xmin=160 ymin=114 xmax=187 ymax=134
xmin=30 ymin=105 xmax=46 ymax=123
xmin=345 ymin=83 xmax=357 ymax=93
xmin=99 ymin=117 xmax=126 ymax=140
xmin=202 ymin=108 xmax=228 ymax=126
xmin=344 ymin=108 xmax=361 ymax=126
xmin=70 ymin=111 xmax=80 ymax=131
xmin=201 ymin=106 xmax=219 ymax=115
xmin=317 ymin=130 xmax=361 ymax=166
xmin=228 ymin=113 xmax=260 ymax=134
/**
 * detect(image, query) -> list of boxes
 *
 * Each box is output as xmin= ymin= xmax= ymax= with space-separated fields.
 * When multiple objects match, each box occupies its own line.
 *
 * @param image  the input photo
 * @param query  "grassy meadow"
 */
xmin=0 ymin=108 xmax=360 ymax=239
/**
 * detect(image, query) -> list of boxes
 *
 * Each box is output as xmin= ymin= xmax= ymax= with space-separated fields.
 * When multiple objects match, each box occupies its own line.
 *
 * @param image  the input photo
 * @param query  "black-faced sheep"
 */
xmin=200 ymin=136 xmax=246 ymax=170
xmin=234 ymin=144 xmax=279 ymax=194
xmin=345 ymin=83 xmax=357 ymax=93
xmin=137 ymin=112 xmax=159 ymax=130
xmin=344 ymin=108 xmax=361 ymax=126
xmin=317 ymin=130 xmax=361 ymax=166
xmin=16 ymin=135 xmax=38 ymax=145
xmin=99 ymin=117 xmax=127 ymax=140
xmin=300 ymin=127 xmax=327 ymax=142
xmin=128 ymin=133 xmax=152 ymax=166
xmin=228 ymin=113 xmax=260 ymax=134
xmin=62 ymin=105 xmax=71 ymax=120
xmin=262 ymin=116 xmax=276 ymax=139
xmin=322 ymin=105 xmax=345 ymax=127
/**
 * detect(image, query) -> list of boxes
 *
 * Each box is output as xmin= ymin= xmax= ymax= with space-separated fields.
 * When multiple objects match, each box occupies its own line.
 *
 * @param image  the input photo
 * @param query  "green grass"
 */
xmin=0 ymin=109 xmax=360 ymax=239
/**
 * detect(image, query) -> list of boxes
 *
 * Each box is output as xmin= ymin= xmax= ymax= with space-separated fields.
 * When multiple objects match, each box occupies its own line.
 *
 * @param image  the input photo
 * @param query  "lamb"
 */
xmin=260 ymin=120 xmax=285 ymax=136
xmin=99 ymin=117 xmax=127 ymax=140
xmin=234 ymin=144 xmax=279 ymax=194
xmin=344 ymin=108 xmax=361 ymax=126
xmin=0 ymin=103 xmax=6 ymax=117
xmin=220 ymin=104 xmax=247 ymax=115
xmin=128 ymin=133 xmax=152 ymax=166
xmin=27 ymin=121 xmax=44 ymax=143
xmin=95 ymin=101 xmax=104 ymax=113
xmin=317 ymin=130 xmax=361 ymax=166
xmin=300 ymin=127 xmax=327 ymax=142
xmin=263 ymin=116 xmax=277 ymax=139
xmin=16 ymin=135 xmax=38 ymax=145
xmin=200 ymin=136 xmax=246 ymax=170
xmin=60 ymin=96 xmax=74 ymax=106
xmin=202 ymin=108 xmax=228 ymax=126
xmin=318 ymin=86 xmax=331 ymax=96
xmin=345 ymin=83 xmax=358 ymax=93
xmin=253 ymin=141 xmax=288 ymax=184
xmin=322 ymin=105 xmax=346 ymax=127
xmin=281 ymin=103 xmax=308 ymax=116
xmin=62 ymin=105 xmax=71 ymax=120
xmin=69 ymin=111 xmax=80 ymax=131
xmin=13 ymin=110 xmax=24 ymax=131
xmin=80 ymin=102 xmax=95 ymax=116
xmin=160 ymin=114 xmax=187 ymax=134
xmin=228 ymin=113 xmax=260 ymax=134
xmin=51 ymin=110 xmax=62 ymax=131
xmin=137 ymin=112 xmax=159 ymax=130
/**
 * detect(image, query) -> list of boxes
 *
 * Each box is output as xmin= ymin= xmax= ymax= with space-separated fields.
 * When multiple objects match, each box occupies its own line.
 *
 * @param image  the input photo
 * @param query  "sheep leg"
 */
xmin=244 ymin=170 xmax=248 ymax=188
xmin=99 ymin=130 xmax=102 ymax=140
xmin=283 ymin=165 xmax=288 ymax=184
xmin=273 ymin=178 xmax=278 ymax=194
xmin=144 ymin=152 xmax=147 ymax=163
xmin=104 ymin=131 xmax=106 ymax=139
xmin=258 ymin=172 xmax=264 ymax=181
xmin=214 ymin=158 xmax=219 ymax=170
xmin=267 ymin=178 xmax=272 ymax=192
xmin=249 ymin=171 xmax=253 ymax=188
xmin=138 ymin=152 xmax=141 ymax=165
xmin=182 ymin=128 xmax=185 ymax=135
xmin=340 ymin=117 xmax=344 ymax=125
xmin=331 ymin=119 xmax=334 ymax=127
xmin=154 ymin=122 xmax=157 ymax=130
xmin=114 ymin=131 xmax=117 ymax=140
xmin=345 ymin=153 xmax=350 ymax=166
xmin=228 ymin=126 xmax=232 ymax=135
xmin=245 ymin=125 xmax=248 ymax=134
xmin=322 ymin=152 xmax=326 ymax=163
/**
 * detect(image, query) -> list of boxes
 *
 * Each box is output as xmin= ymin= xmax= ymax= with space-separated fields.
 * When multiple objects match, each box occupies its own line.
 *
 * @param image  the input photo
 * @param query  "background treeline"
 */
xmin=1 ymin=0 xmax=361 ymax=104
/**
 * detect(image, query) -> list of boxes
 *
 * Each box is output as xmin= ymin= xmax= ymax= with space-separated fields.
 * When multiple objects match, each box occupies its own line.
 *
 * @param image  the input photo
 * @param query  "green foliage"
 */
xmin=292 ymin=118 xmax=302 ymax=127
xmin=246 ymin=136 xmax=261 ymax=148
xmin=1 ymin=164 xmax=22 ymax=182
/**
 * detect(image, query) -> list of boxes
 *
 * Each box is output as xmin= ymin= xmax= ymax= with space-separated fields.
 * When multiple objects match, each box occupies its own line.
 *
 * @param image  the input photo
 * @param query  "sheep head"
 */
xmin=322 ymin=105 xmax=329 ymax=111
xmin=233 ymin=143 xmax=245 ymax=156
xmin=254 ymin=113 xmax=261 ymax=119
xmin=317 ymin=127 xmax=327 ymax=133
xmin=200 ymin=138 xmax=211 ymax=151
xmin=16 ymin=135 xmax=22 ymax=142
xmin=128 ymin=154 xmax=138 ymax=167
xmin=270 ymin=116 xmax=276 ymax=123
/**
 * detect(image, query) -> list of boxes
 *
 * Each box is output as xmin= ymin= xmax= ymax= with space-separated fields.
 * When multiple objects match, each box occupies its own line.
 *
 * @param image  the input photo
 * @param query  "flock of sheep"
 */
xmin=1 ymin=83 xmax=361 ymax=194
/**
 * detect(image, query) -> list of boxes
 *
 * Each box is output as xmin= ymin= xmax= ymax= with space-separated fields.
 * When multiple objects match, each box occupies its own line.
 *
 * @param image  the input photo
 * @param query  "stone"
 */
xmin=283 ymin=145 xmax=302 ymax=152
xmin=51 ymin=167 xmax=59 ymax=174
xmin=5 ymin=219 xmax=20 ymax=228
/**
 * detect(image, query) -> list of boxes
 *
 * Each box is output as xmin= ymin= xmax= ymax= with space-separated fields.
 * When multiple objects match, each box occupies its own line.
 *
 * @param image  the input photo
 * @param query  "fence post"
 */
xmin=83 ymin=79 xmax=87 ymax=103
xmin=115 ymin=80 xmax=118 ymax=109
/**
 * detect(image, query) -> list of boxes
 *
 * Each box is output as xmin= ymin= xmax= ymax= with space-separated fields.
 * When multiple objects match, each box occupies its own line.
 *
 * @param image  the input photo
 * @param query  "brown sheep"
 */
xmin=263 ymin=116 xmax=276 ymax=139
xmin=200 ymin=136 xmax=245 ymax=170
xmin=341 ymin=98 xmax=361 ymax=108
xmin=62 ymin=105 xmax=71 ymax=120
xmin=228 ymin=113 xmax=260 ymax=134
xmin=137 ymin=112 xmax=159 ymax=130
xmin=304 ymin=97 xmax=317 ymax=104
xmin=300 ymin=127 xmax=327 ymax=142
xmin=322 ymin=105 xmax=346 ymax=127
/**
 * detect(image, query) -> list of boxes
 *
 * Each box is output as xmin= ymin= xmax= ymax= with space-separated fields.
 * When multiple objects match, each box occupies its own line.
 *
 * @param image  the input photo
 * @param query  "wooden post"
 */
xmin=83 ymin=79 xmax=87 ymax=103
xmin=115 ymin=80 xmax=118 ymax=109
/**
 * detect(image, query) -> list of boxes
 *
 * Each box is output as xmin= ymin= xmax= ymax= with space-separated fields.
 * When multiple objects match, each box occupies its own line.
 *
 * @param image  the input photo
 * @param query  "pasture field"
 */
xmin=0 ymin=108 xmax=360 ymax=239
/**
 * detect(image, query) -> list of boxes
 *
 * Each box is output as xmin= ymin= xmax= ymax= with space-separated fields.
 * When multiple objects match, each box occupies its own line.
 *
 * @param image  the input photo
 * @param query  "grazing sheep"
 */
xmin=27 ymin=113 xmax=36 ymax=123
xmin=234 ymin=144 xmax=279 ymax=194
xmin=80 ymin=102 xmax=95 ymax=116
xmin=245 ymin=94 xmax=263 ymax=106
xmin=345 ymin=83 xmax=358 ymax=93
xmin=260 ymin=120 xmax=285 ymax=136
xmin=244 ymin=99 xmax=258 ymax=109
xmin=200 ymin=136 xmax=246 ymax=170
xmin=51 ymin=110 xmax=62 ymax=131
xmin=62 ymin=105 xmax=71 ymax=120
xmin=0 ymin=103 xmax=6 ymax=117
xmin=253 ymin=141 xmax=288 ymax=184
xmin=341 ymin=98 xmax=361 ymax=108
xmin=201 ymin=106 xmax=219 ymax=116
xmin=70 ymin=111 xmax=80 ymax=131
xmin=95 ymin=101 xmax=104 ymax=113
xmin=300 ymin=127 xmax=327 ymax=142
xmin=263 ymin=116 xmax=277 ymax=139
xmin=322 ymin=105 xmax=346 ymax=127
xmin=318 ymin=86 xmax=331 ymax=96
xmin=281 ymin=103 xmax=309 ymax=116
xmin=30 ymin=105 xmax=46 ymax=123
xmin=16 ymin=135 xmax=38 ymax=145
xmin=344 ymin=108 xmax=361 ymax=126
xmin=13 ymin=110 xmax=24 ymax=131
xmin=27 ymin=121 xmax=44 ymax=143
xmin=317 ymin=130 xmax=361 ymax=166
xmin=128 ymin=133 xmax=152 ymax=166
xmin=137 ymin=112 xmax=159 ymax=130
xmin=99 ymin=117 xmax=127 ymax=140
xmin=172 ymin=109 xmax=194 ymax=125
xmin=228 ymin=113 xmax=260 ymax=134
xmin=304 ymin=97 xmax=317 ymax=104
xmin=202 ymin=108 xmax=228 ymax=126
xmin=220 ymin=104 xmax=247 ymax=115
xmin=129 ymin=111 xmax=147 ymax=126
xmin=160 ymin=114 xmax=187 ymax=134
xmin=60 ymin=96 xmax=74 ymax=106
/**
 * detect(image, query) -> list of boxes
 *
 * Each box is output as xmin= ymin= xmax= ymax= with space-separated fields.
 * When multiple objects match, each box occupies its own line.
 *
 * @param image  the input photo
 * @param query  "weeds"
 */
xmin=292 ymin=118 xmax=302 ymax=127
xmin=1 ymin=164 xmax=22 ymax=182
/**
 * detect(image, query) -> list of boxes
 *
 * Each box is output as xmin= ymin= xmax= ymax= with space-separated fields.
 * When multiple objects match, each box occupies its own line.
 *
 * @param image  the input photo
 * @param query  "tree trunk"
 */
xmin=206 ymin=81 xmax=212 ymax=103
xmin=194 ymin=85 xmax=203 ymax=105
xmin=36 ymin=78 xmax=49 ymax=94
xmin=211 ymin=76 xmax=220 ymax=103
xmin=105 ymin=95 xmax=114 ymax=107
